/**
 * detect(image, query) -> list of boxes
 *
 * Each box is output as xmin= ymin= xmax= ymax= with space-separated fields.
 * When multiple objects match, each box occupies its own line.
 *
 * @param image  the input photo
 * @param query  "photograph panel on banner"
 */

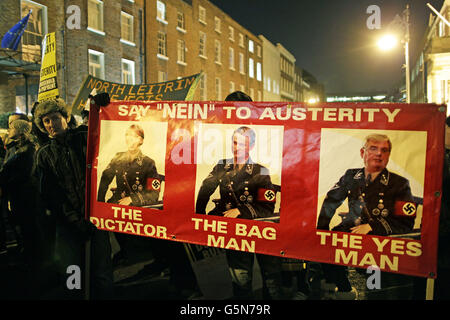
xmin=316 ymin=128 xmax=427 ymax=239
xmin=96 ymin=120 xmax=168 ymax=210
xmin=194 ymin=123 xmax=284 ymax=222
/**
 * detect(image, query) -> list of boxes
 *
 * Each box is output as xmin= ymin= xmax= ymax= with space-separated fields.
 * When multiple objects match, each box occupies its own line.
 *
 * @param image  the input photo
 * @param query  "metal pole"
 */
xmin=405 ymin=4 xmax=411 ymax=103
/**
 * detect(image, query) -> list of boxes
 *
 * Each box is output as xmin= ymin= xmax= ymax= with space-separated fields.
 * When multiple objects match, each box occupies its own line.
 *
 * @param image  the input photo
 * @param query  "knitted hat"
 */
xmin=9 ymin=119 xmax=31 ymax=139
xmin=33 ymin=98 xmax=69 ymax=133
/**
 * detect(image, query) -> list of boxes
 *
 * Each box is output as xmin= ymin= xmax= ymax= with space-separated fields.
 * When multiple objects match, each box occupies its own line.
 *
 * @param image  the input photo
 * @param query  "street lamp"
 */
xmin=378 ymin=4 xmax=411 ymax=103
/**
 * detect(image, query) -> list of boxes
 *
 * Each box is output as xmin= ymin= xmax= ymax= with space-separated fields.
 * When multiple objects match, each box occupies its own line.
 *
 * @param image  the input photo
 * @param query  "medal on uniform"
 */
xmin=372 ymin=208 xmax=380 ymax=216
xmin=381 ymin=209 xmax=389 ymax=217
xmin=225 ymin=202 xmax=232 ymax=210
xmin=132 ymin=184 xmax=137 ymax=191
xmin=240 ymin=195 xmax=247 ymax=202
xmin=247 ymin=195 xmax=253 ymax=203
xmin=138 ymin=185 xmax=143 ymax=192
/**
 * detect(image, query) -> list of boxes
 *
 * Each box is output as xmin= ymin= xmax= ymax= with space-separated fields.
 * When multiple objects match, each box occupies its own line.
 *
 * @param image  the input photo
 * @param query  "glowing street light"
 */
xmin=377 ymin=34 xmax=398 ymax=51
xmin=377 ymin=4 xmax=410 ymax=103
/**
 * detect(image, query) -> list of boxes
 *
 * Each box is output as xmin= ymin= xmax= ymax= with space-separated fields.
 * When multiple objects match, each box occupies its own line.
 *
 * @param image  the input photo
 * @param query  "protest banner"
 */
xmin=37 ymin=32 xmax=59 ymax=102
xmin=86 ymin=101 xmax=446 ymax=278
xmin=71 ymin=73 xmax=201 ymax=116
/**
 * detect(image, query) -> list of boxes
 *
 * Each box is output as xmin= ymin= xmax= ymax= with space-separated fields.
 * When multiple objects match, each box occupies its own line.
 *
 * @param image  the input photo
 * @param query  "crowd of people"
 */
xmin=0 ymin=91 xmax=448 ymax=301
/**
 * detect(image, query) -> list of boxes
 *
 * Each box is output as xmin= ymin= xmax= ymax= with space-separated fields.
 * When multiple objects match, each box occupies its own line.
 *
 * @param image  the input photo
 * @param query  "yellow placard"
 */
xmin=37 ymin=32 xmax=59 ymax=102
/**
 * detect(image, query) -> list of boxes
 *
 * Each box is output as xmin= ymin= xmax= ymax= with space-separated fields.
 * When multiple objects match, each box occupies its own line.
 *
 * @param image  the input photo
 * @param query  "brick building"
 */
xmin=144 ymin=0 xmax=263 ymax=101
xmin=0 ymin=0 xmax=145 ymax=114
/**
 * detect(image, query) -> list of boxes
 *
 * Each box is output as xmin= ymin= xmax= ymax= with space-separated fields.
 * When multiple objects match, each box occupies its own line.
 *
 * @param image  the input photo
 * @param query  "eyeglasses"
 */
xmin=365 ymin=146 xmax=390 ymax=154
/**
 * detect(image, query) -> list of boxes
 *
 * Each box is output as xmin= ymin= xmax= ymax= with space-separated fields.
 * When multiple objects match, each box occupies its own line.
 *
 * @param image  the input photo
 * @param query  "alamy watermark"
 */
xmin=366 ymin=5 xmax=381 ymax=29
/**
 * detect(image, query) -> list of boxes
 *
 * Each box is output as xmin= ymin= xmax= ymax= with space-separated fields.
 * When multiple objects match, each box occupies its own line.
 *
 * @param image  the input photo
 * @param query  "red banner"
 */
xmin=86 ymin=101 xmax=446 ymax=278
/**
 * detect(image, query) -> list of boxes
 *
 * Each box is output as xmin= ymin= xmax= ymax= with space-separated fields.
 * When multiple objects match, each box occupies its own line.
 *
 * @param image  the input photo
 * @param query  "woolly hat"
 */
xmin=9 ymin=119 xmax=31 ymax=138
xmin=33 ymin=98 xmax=69 ymax=133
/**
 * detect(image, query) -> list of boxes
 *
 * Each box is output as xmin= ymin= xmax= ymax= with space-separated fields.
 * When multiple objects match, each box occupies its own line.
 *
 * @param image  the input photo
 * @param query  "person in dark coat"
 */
xmin=34 ymin=96 xmax=113 ymax=300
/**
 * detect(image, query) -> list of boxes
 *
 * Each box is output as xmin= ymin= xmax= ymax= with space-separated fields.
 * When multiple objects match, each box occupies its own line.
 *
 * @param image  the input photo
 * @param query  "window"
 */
xmin=214 ymin=17 xmax=221 ymax=33
xmin=200 ymin=74 xmax=207 ymax=100
xmin=239 ymin=52 xmax=244 ymax=74
xmin=177 ymin=11 xmax=185 ymax=31
xmin=229 ymin=47 xmax=234 ymax=70
xmin=257 ymin=45 xmax=261 ymax=57
xmin=228 ymin=26 xmax=234 ymax=41
xmin=215 ymin=40 xmax=221 ymax=64
xmin=121 ymin=59 xmax=135 ymax=84
xmin=230 ymin=81 xmax=235 ymax=93
xmin=21 ymin=0 xmax=47 ymax=62
xmin=199 ymin=5 xmax=206 ymax=24
xmin=157 ymin=1 xmax=166 ymax=22
xmin=248 ymin=40 xmax=254 ymax=53
xmin=157 ymin=31 xmax=167 ymax=57
xmin=249 ymin=58 xmax=254 ymax=78
xmin=256 ymin=62 xmax=262 ymax=81
xmin=177 ymin=39 xmax=186 ymax=64
xmin=88 ymin=0 xmax=104 ymax=34
xmin=238 ymin=33 xmax=244 ymax=47
xmin=121 ymin=11 xmax=134 ymax=44
xmin=215 ymin=78 xmax=221 ymax=100
xmin=158 ymin=71 xmax=167 ymax=82
xmin=88 ymin=49 xmax=105 ymax=79
xmin=199 ymin=32 xmax=206 ymax=57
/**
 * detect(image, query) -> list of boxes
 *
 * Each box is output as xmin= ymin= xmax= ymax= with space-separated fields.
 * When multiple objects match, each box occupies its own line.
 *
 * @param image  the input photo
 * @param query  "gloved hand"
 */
xmin=89 ymin=92 xmax=110 ymax=107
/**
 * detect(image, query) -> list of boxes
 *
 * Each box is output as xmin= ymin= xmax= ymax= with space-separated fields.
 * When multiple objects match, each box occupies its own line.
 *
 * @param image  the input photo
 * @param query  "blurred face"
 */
xmin=125 ymin=129 xmax=143 ymax=152
xmin=42 ymin=112 xmax=68 ymax=138
xmin=360 ymin=139 xmax=390 ymax=173
xmin=232 ymin=133 xmax=253 ymax=164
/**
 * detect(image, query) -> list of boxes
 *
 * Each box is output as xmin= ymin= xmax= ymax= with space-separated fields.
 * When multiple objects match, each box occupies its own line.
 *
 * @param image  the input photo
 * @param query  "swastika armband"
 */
xmin=146 ymin=178 xmax=161 ymax=191
xmin=257 ymin=188 xmax=276 ymax=202
xmin=394 ymin=201 xmax=417 ymax=217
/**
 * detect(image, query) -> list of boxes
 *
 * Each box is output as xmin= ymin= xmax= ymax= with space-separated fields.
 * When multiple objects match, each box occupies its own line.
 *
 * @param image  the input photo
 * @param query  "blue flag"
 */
xmin=1 ymin=10 xmax=32 ymax=50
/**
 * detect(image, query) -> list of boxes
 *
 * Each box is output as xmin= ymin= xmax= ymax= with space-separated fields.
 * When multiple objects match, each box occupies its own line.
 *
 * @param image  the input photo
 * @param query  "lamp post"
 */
xmin=377 ymin=4 xmax=411 ymax=103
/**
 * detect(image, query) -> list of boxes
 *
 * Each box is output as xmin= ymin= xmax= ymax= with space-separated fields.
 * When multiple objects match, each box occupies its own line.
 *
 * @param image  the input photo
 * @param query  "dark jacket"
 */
xmin=196 ymin=158 xmax=276 ymax=219
xmin=35 ymin=126 xmax=93 ymax=239
xmin=317 ymin=167 xmax=416 ymax=236
xmin=97 ymin=150 xmax=160 ymax=207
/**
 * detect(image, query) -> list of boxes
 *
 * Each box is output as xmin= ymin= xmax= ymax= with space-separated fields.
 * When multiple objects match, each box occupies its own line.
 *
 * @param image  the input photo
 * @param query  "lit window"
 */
xmin=121 ymin=11 xmax=134 ymax=44
xmin=121 ymin=58 xmax=135 ymax=84
xmin=229 ymin=47 xmax=234 ymax=70
xmin=88 ymin=0 xmax=104 ymax=33
xmin=229 ymin=26 xmax=234 ymax=41
xmin=199 ymin=32 xmax=206 ymax=57
xmin=256 ymin=62 xmax=262 ymax=81
xmin=21 ymin=0 xmax=47 ymax=62
xmin=199 ymin=5 xmax=206 ymax=24
xmin=157 ymin=31 xmax=167 ymax=57
xmin=215 ymin=40 xmax=221 ymax=64
xmin=157 ymin=1 xmax=166 ymax=22
xmin=177 ymin=39 xmax=186 ymax=63
xmin=215 ymin=17 xmax=221 ymax=33
xmin=177 ymin=11 xmax=185 ymax=30
xmin=248 ymin=40 xmax=254 ymax=53
xmin=88 ymin=49 xmax=105 ymax=79
xmin=249 ymin=58 xmax=254 ymax=78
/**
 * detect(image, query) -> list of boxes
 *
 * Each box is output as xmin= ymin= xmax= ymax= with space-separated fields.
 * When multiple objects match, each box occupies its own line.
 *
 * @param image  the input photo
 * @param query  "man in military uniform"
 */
xmin=195 ymin=91 xmax=283 ymax=300
xmin=195 ymin=126 xmax=276 ymax=219
xmin=317 ymin=133 xmax=416 ymax=236
xmin=317 ymin=133 xmax=416 ymax=299
xmin=97 ymin=124 xmax=161 ymax=207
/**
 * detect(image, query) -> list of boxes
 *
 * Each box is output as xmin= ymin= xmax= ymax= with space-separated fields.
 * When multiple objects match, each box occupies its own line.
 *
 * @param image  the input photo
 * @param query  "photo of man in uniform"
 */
xmin=317 ymin=133 xmax=416 ymax=236
xmin=195 ymin=125 xmax=278 ymax=220
xmin=97 ymin=124 xmax=162 ymax=208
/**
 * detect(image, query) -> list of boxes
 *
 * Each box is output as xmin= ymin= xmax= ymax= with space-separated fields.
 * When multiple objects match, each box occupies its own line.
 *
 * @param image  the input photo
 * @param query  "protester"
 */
xmin=30 ymin=102 xmax=51 ymax=147
xmin=34 ymin=95 xmax=113 ymax=300
xmin=195 ymin=91 xmax=283 ymax=300
xmin=0 ymin=120 xmax=44 ymax=273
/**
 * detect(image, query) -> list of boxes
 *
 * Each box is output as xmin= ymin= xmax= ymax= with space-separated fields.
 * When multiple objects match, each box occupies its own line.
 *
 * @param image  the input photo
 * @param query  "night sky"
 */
xmin=209 ymin=0 xmax=445 ymax=95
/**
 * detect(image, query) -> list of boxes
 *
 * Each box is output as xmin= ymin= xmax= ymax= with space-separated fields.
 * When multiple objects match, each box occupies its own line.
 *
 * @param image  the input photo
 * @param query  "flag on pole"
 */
xmin=1 ymin=10 xmax=32 ymax=50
